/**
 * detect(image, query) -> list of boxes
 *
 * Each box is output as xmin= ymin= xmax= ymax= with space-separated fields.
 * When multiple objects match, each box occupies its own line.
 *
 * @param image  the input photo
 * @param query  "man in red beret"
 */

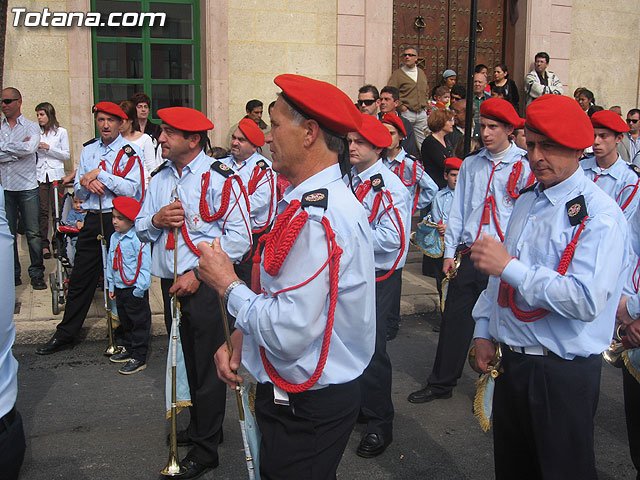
xmin=346 ymin=113 xmax=411 ymax=458
xmin=135 ymin=106 xmax=250 ymax=479
xmin=220 ymin=118 xmax=277 ymax=286
xmin=581 ymin=110 xmax=640 ymax=220
xmin=471 ymin=94 xmax=628 ymax=478
xmin=37 ymin=101 xmax=144 ymax=355
xmin=198 ymin=74 xmax=376 ymax=478
xmin=408 ymin=98 xmax=532 ymax=405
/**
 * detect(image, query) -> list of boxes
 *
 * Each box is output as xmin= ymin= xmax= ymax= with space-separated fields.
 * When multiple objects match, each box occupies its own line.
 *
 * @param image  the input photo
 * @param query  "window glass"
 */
xmin=94 ymin=0 xmax=142 ymax=38
xmin=97 ymin=43 xmax=143 ymax=78
xmin=149 ymin=2 xmax=193 ymax=39
xmin=150 ymin=44 xmax=194 ymax=79
xmin=151 ymin=84 xmax=195 ymax=114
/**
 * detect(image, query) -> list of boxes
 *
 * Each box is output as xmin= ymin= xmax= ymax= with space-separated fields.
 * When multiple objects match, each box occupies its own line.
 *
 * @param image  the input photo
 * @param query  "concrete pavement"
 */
xmin=13 ymin=235 xmax=440 ymax=345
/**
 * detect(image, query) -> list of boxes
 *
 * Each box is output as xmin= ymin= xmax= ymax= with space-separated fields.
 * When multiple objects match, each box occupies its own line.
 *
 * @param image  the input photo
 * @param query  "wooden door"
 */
xmin=392 ymin=0 xmax=505 ymax=89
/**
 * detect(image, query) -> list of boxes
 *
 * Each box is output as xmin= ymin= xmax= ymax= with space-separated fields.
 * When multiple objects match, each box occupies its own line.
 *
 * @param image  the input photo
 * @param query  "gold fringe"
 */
xmin=473 ymin=375 xmax=492 ymax=432
xmin=623 ymin=351 xmax=640 ymax=383
xmin=165 ymin=401 xmax=192 ymax=419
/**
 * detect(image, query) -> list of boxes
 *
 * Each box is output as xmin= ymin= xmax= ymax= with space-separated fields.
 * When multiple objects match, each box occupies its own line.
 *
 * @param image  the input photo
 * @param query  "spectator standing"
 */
xmin=130 ymin=92 xmax=162 ymax=145
xmin=226 ymin=99 xmax=268 ymax=149
xmin=489 ymin=64 xmax=519 ymax=112
xmin=445 ymin=99 xmax=466 ymax=153
xmin=35 ymin=102 xmax=70 ymax=260
xmin=119 ymin=100 xmax=158 ymax=185
xmin=421 ymin=109 xmax=454 ymax=189
xmin=618 ymin=109 xmax=640 ymax=165
xmin=441 ymin=70 xmax=457 ymax=89
xmin=387 ymin=46 xmax=429 ymax=150
xmin=0 ymin=87 xmax=45 ymax=290
xmin=524 ymin=52 xmax=563 ymax=106
xmin=378 ymin=86 xmax=419 ymax=159
xmin=471 ymin=73 xmax=491 ymax=137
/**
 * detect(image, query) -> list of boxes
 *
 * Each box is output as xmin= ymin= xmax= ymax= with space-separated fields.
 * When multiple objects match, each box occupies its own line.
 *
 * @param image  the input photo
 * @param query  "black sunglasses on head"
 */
xmin=357 ymin=99 xmax=376 ymax=106
xmin=1 ymin=98 xmax=19 ymax=105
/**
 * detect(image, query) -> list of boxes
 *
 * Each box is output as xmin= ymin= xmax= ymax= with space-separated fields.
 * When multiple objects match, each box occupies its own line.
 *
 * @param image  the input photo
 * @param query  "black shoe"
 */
xmin=43 ymin=248 xmax=52 ymax=259
xmin=159 ymin=458 xmax=217 ymax=479
xmin=109 ymin=348 xmax=131 ymax=363
xmin=356 ymin=433 xmax=391 ymax=458
xmin=407 ymin=387 xmax=452 ymax=404
xmin=35 ymin=337 xmax=73 ymax=355
xmin=432 ymin=324 xmax=441 ymax=333
xmin=119 ymin=359 xmax=146 ymax=375
xmin=14 ymin=277 xmax=22 ymax=286
xmin=31 ymin=277 xmax=47 ymax=290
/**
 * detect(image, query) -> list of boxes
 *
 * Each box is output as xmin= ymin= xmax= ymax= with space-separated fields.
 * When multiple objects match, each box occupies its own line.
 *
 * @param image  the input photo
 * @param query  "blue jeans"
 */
xmin=4 ymin=187 xmax=44 ymax=279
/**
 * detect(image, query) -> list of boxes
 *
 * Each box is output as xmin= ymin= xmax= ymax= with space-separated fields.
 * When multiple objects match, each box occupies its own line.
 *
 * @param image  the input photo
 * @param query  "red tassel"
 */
xmin=497 ymin=280 xmax=509 ymax=307
xmin=481 ymin=201 xmax=491 ymax=225
xmin=166 ymin=229 xmax=175 ymax=250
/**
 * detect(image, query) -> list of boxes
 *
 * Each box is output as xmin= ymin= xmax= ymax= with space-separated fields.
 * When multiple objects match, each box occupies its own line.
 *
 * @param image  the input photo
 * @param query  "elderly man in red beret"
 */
xmin=36 ymin=101 xmax=144 ymax=355
xmin=581 ymin=110 xmax=640 ymax=220
xmin=471 ymin=94 xmax=628 ymax=479
xmin=221 ymin=118 xmax=277 ymax=286
xmin=197 ymin=74 xmax=376 ymax=478
xmin=135 ymin=106 xmax=251 ymax=479
xmin=408 ymin=98 xmax=532 ymax=405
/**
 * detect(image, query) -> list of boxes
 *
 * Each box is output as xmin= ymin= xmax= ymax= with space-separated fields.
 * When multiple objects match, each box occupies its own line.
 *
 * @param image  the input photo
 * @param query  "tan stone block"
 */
xmin=255 ymin=11 xmax=316 ymax=44
xmin=552 ymin=0 xmax=572 ymax=6
xmin=254 ymin=74 xmax=282 ymax=104
xmin=228 ymin=104 xmax=247 ymax=127
xmin=229 ymin=73 xmax=256 ymax=108
xmin=5 ymin=34 xmax=68 ymax=71
xmin=232 ymin=0 xmax=287 ymax=11
xmin=338 ymin=0 xmax=364 ymax=15
xmin=286 ymin=45 xmax=336 ymax=77
xmin=337 ymin=14 xmax=364 ymax=46
xmin=228 ymin=8 xmax=255 ymax=42
xmin=50 ymin=71 xmax=71 ymax=106
xmin=550 ymin=5 xmax=571 ymax=32
xmin=549 ymin=32 xmax=571 ymax=59
xmin=365 ymin=0 xmax=392 ymax=21
xmin=4 ymin=70 xmax=52 ymax=101
xmin=337 ymin=75 xmax=364 ymax=101
xmin=229 ymin=42 xmax=288 ymax=73
xmin=288 ymin=0 xmax=336 ymax=14
xmin=337 ymin=45 xmax=364 ymax=76
xmin=317 ymin=14 xmax=337 ymax=45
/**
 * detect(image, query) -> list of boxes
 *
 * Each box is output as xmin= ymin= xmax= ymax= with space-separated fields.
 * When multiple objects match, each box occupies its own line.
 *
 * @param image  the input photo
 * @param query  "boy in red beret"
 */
xmin=106 ymin=196 xmax=151 ymax=374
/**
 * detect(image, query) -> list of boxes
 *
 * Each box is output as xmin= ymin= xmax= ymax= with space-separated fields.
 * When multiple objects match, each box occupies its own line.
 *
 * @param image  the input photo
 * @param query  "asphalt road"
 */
xmin=14 ymin=312 xmax=638 ymax=479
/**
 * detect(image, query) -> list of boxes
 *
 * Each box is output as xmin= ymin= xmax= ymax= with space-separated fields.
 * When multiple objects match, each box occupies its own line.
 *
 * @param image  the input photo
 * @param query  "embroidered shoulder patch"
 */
xmin=211 ymin=161 xmax=233 ymax=178
xmin=256 ymin=159 xmax=268 ymax=170
xmin=566 ymin=195 xmax=587 ymax=226
xmin=301 ymin=188 xmax=328 ymax=210
xmin=83 ymin=137 xmax=98 ymax=147
xmin=122 ymin=144 xmax=135 ymax=157
xmin=630 ymin=163 xmax=640 ymax=178
xmin=370 ymin=173 xmax=385 ymax=191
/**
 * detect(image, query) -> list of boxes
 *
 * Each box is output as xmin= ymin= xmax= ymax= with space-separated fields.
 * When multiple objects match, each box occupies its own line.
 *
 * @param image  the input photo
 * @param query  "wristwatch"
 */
xmin=223 ymin=279 xmax=246 ymax=306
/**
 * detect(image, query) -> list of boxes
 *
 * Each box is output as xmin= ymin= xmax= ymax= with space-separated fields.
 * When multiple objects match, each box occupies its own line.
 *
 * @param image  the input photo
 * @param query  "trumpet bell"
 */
xmin=160 ymin=453 xmax=184 ymax=476
xmin=602 ymin=341 xmax=625 ymax=368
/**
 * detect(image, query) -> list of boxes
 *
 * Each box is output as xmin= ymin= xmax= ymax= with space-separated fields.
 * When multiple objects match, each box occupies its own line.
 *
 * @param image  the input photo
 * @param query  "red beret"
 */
xmin=355 ymin=114 xmax=392 ymax=148
xmin=157 ymin=107 xmax=214 ymax=132
xmin=112 ymin=196 xmax=141 ymax=222
xmin=591 ymin=110 xmax=629 ymax=134
xmin=480 ymin=98 xmax=521 ymax=127
xmin=238 ymin=118 xmax=265 ymax=147
xmin=444 ymin=157 xmax=462 ymax=170
xmin=381 ymin=113 xmax=407 ymax=138
xmin=526 ymin=94 xmax=594 ymax=149
xmin=514 ymin=117 xmax=525 ymax=130
xmin=93 ymin=102 xmax=127 ymax=120
xmin=274 ymin=74 xmax=361 ymax=135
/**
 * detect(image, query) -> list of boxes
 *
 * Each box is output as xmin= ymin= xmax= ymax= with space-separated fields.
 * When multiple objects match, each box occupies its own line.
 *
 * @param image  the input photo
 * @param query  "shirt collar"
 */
xmin=170 ymin=149 xmax=208 ymax=177
xmin=583 ymin=155 xmax=625 ymax=179
xmin=388 ymin=148 xmax=407 ymax=165
xmin=99 ymin=134 xmax=124 ymax=152
xmin=538 ymin=166 xmax=584 ymax=206
xmin=283 ymin=163 xmax=342 ymax=205
xmin=1 ymin=114 xmax=25 ymax=127
xmin=352 ymin=159 xmax=382 ymax=183
xmin=121 ymin=227 xmax=137 ymax=240
xmin=475 ymin=143 xmax=522 ymax=165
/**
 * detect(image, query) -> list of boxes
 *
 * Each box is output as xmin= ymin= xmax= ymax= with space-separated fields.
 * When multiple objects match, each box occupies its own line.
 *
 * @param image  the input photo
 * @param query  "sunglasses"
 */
xmin=1 ymin=98 xmax=19 ymax=105
xmin=627 ymin=119 xmax=639 ymax=124
xmin=357 ymin=99 xmax=376 ymax=106
xmin=402 ymin=53 xmax=417 ymax=57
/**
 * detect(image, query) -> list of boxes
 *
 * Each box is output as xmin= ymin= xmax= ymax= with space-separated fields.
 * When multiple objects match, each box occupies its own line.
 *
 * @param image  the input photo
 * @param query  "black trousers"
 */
xmin=114 ymin=288 xmax=151 ymax=362
xmin=386 ymin=268 xmax=403 ymax=335
xmin=255 ymin=380 xmax=359 ymax=480
xmin=55 ymin=212 xmax=114 ymax=342
xmin=160 ymin=279 xmax=226 ymax=467
xmin=359 ymin=269 xmax=399 ymax=439
xmin=623 ymin=366 xmax=640 ymax=479
xmin=0 ymin=408 xmax=25 ymax=480
xmin=493 ymin=347 xmax=601 ymax=480
xmin=426 ymin=249 xmax=487 ymax=393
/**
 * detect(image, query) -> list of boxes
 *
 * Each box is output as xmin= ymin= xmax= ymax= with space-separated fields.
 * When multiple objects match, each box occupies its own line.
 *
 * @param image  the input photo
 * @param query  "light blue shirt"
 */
xmin=228 ymin=163 xmax=376 ymax=388
xmin=0 ymin=186 xmax=18 ymax=416
xmin=622 ymin=207 xmax=640 ymax=316
xmin=444 ymin=144 xmax=530 ymax=258
xmin=221 ymin=151 xmax=277 ymax=232
xmin=581 ymin=154 xmax=640 ymax=221
xmin=106 ymin=227 xmax=152 ymax=298
xmin=0 ymin=115 xmax=40 ymax=191
xmin=135 ymin=150 xmax=251 ymax=278
xmin=430 ymin=185 xmax=455 ymax=224
xmin=383 ymin=148 xmax=438 ymax=210
xmin=74 ymin=134 xmax=143 ymax=210
xmin=348 ymin=160 xmax=412 ymax=271
xmin=473 ymin=167 xmax=628 ymax=359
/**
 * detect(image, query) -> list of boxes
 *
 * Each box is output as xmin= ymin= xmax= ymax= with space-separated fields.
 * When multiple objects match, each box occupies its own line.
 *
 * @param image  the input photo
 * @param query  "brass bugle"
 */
xmin=602 ymin=325 xmax=626 ymax=368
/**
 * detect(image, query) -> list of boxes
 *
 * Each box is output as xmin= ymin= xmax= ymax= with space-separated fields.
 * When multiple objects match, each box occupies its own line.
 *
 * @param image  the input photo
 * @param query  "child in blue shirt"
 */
xmin=106 ymin=196 xmax=151 ymax=375
xmin=430 ymin=156 xmax=461 ymax=233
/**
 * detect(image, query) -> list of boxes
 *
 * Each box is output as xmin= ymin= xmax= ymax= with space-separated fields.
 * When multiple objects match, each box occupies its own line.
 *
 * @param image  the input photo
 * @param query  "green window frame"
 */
xmin=90 ymin=0 xmax=201 ymax=118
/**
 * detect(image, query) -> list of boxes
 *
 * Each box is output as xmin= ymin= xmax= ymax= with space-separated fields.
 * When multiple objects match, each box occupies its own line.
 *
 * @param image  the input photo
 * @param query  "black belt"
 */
xmin=0 ymin=407 xmax=16 ymax=434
